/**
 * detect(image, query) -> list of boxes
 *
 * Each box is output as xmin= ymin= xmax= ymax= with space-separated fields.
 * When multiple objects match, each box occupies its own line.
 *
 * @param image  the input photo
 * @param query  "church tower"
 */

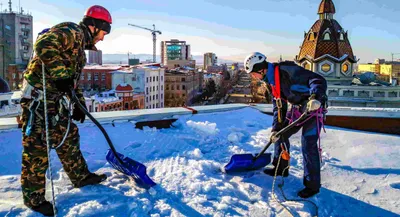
xmin=295 ymin=0 xmax=357 ymax=85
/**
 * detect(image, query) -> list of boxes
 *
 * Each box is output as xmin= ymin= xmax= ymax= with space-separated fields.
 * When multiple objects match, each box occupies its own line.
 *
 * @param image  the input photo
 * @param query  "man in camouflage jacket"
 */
xmin=20 ymin=5 xmax=112 ymax=216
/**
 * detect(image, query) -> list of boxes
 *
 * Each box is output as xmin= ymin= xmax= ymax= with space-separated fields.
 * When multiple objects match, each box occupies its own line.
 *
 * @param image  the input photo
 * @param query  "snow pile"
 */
xmin=186 ymin=120 xmax=220 ymax=135
xmin=0 ymin=107 xmax=399 ymax=217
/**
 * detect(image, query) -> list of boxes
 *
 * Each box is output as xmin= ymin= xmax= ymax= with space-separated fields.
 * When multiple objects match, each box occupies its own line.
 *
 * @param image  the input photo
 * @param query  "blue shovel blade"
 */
xmin=106 ymin=149 xmax=156 ymax=189
xmin=224 ymin=153 xmax=271 ymax=174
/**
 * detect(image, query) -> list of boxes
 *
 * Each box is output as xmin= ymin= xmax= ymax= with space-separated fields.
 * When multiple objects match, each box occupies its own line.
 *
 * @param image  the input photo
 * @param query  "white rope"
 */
xmin=42 ymin=62 xmax=57 ymax=216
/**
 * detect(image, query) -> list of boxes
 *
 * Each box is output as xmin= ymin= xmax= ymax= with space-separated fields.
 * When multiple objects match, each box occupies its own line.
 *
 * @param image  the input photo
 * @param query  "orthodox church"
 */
xmin=295 ymin=0 xmax=356 ymax=85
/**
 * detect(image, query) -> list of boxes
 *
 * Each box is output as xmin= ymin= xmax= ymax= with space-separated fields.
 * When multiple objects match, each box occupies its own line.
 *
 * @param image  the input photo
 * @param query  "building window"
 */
xmin=177 ymin=85 xmax=180 ymax=90
xmin=23 ymin=45 xmax=29 ymax=50
xmin=323 ymin=33 xmax=331 ymax=40
xmin=161 ymin=85 xmax=163 ymax=90
xmin=12 ymin=73 xmax=16 ymax=79
xmin=181 ymin=78 xmax=185 ymax=82
xmin=161 ymin=76 xmax=163 ymax=81
xmin=156 ymin=95 xmax=158 ymax=100
xmin=166 ymin=84 xmax=169 ymax=90
xmin=88 ymin=73 xmax=91 ymax=81
xmin=157 ymin=76 xmax=159 ymax=81
xmin=161 ymin=94 xmax=163 ymax=99
xmin=153 ymin=76 xmax=155 ymax=82
xmin=153 ymin=86 xmax=155 ymax=91
xmin=81 ymin=74 xmax=85 ymax=80
xmin=153 ymin=95 xmax=155 ymax=100
xmin=182 ymin=85 xmax=186 ymax=90
xmin=146 ymin=77 xmax=149 ymax=83
xmin=171 ymin=85 xmax=174 ymax=90
xmin=101 ymin=73 xmax=105 ymax=81
xmin=339 ymin=33 xmax=344 ymax=41
xmin=308 ymin=32 xmax=315 ymax=41
xmin=161 ymin=102 xmax=163 ymax=107
xmin=94 ymin=72 xmax=99 ymax=81
xmin=322 ymin=64 xmax=331 ymax=72
xmin=342 ymin=64 xmax=349 ymax=73
xmin=157 ymin=86 xmax=159 ymax=91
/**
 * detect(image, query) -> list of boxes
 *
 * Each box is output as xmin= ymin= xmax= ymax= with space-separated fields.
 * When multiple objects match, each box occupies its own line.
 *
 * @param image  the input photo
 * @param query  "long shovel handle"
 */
xmin=70 ymin=89 xmax=125 ymax=166
xmin=253 ymin=111 xmax=309 ymax=160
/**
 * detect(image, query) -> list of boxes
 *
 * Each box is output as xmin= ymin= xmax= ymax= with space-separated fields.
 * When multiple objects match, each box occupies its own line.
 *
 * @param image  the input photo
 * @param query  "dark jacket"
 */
xmin=266 ymin=61 xmax=328 ymax=131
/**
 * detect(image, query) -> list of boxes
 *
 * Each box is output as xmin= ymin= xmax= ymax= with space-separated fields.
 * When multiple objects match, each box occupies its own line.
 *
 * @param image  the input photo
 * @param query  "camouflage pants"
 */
xmin=20 ymin=95 xmax=90 ymax=207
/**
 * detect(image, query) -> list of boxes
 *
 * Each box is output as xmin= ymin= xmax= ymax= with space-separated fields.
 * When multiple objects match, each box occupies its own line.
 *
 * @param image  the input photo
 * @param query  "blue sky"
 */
xmin=13 ymin=0 xmax=400 ymax=63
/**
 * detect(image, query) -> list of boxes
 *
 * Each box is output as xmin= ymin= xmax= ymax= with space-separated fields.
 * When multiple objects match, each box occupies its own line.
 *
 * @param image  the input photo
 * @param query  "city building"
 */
xmin=86 ymin=90 xmax=123 ymax=113
xmin=88 ymin=50 xmax=103 ymax=65
xmin=81 ymin=65 xmax=122 ymax=91
xmin=203 ymin=52 xmax=217 ymax=70
xmin=6 ymin=64 xmax=24 ymax=90
xmin=115 ymin=84 xmax=145 ymax=110
xmin=295 ymin=0 xmax=400 ymax=107
xmin=295 ymin=0 xmax=356 ymax=86
xmin=164 ymin=67 xmax=203 ymax=107
xmin=161 ymin=39 xmax=194 ymax=69
xmin=0 ymin=4 xmax=33 ymax=86
xmin=110 ymin=64 xmax=165 ymax=109
xmin=358 ymin=60 xmax=400 ymax=85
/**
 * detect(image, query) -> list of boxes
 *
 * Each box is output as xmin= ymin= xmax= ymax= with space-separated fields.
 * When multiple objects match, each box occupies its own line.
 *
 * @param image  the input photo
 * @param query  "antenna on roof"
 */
xmin=8 ymin=0 xmax=12 ymax=12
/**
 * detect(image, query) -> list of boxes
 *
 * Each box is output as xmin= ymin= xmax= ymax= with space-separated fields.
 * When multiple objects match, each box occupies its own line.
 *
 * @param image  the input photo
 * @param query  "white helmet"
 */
xmin=244 ymin=52 xmax=267 ymax=73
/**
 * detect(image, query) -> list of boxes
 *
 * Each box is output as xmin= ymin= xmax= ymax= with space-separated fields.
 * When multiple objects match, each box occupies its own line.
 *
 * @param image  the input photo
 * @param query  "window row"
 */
xmin=146 ymin=75 xmax=164 ymax=83
xmin=165 ymin=84 xmax=186 ymax=90
xmin=146 ymin=94 xmax=164 ymax=102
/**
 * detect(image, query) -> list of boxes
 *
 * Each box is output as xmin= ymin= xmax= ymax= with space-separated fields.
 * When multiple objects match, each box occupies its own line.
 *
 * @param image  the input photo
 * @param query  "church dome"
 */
xmin=318 ymin=0 xmax=336 ymax=14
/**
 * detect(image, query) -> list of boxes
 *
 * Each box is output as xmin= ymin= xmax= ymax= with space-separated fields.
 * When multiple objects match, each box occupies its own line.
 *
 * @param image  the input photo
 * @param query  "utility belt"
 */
xmin=21 ymin=79 xmax=73 ymax=134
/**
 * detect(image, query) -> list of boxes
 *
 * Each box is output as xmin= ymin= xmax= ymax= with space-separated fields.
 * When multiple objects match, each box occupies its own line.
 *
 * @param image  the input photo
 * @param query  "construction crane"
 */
xmin=128 ymin=23 xmax=162 ymax=63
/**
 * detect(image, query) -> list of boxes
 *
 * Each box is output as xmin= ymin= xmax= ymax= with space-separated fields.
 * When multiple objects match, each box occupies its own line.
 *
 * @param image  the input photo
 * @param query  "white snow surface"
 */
xmin=0 ymin=107 xmax=399 ymax=217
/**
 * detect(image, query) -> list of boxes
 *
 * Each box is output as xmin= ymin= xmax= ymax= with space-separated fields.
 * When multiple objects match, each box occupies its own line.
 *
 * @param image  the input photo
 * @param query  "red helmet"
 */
xmin=84 ymin=5 xmax=112 ymax=24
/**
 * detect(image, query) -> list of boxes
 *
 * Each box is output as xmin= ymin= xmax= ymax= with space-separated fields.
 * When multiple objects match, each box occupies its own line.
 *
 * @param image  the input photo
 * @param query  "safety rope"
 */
xmin=270 ymin=108 xmax=326 ymax=217
xmin=54 ymin=96 xmax=72 ymax=150
xmin=42 ymin=62 xmax=57 ymax=216
xmin=271 ymin=150 xmax=319 ymax=217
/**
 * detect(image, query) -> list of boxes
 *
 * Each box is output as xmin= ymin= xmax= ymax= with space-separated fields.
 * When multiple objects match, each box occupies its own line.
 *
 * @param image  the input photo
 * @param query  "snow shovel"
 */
xmin=224 ymin=111 xmax=309 ymax=174
xmin=71 ymin=89 xmax=157 ymax=189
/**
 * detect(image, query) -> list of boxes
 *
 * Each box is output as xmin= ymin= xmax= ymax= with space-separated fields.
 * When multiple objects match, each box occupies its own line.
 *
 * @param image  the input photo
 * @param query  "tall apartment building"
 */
xmin=203 ymin=52 xmax=217 ymax=70
xmin=88 ymin=50 xmax=103 ymax=65
xmin=161 ymin=39 xmax=194 ymax=69
xmin=0 ymin=4 xmax=33 ymax=88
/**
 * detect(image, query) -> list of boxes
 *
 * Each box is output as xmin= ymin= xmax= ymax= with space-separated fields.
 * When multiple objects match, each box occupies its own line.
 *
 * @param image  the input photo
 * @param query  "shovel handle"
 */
xmin=253 ymin=111 xmax=309 ymax=160
xmin=71 ymin=89 xmax=125 ymax=166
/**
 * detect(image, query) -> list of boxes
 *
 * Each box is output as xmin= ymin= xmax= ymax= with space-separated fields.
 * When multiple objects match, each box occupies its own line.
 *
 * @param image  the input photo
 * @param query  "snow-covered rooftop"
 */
xmin=0 ymin=106 xmax=399 ymax=216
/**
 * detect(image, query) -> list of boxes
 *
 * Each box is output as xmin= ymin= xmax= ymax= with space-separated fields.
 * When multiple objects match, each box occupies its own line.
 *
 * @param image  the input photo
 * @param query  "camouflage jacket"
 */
xmin=24 ymin=22 xmax=87 ymax=96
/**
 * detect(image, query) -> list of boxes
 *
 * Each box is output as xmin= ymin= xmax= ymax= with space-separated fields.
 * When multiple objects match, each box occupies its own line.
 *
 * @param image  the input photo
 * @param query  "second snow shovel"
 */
xmin=71 ymin=89 xmax=156 ymax=189
xmin=224 ymin=111 xmax=309 ymax=174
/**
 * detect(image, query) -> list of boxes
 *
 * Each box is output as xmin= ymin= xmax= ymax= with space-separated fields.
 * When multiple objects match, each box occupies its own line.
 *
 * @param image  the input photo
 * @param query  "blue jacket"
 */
xmin=266 ymin=61 xmax=328 ymax=131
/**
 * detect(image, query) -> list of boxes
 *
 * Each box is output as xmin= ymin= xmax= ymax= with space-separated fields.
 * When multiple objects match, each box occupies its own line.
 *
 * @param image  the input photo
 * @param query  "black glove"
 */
xmin=54 ymin=78 xmax=74 ymax=95
xmin=72 ymin=99 xmax=87 ymax=123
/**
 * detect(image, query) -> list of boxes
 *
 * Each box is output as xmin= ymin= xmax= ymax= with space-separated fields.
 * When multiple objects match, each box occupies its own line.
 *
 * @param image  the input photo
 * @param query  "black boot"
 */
xmin=264 ymin=159 xmax=289 ymax=177
xmin=30 ymin=201 xmax=55 ymax=216
xmin=74 ymin=173 xmax=107 ymax=188
xmin=297 ymin=187 xmax=319 ymax=198
xmin=263 ymin=167 xmax=289 ymax=177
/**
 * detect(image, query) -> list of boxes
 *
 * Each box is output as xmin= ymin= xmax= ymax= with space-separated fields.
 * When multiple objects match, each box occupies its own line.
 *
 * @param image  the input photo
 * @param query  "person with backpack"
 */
xmin=19 ymin=5 xmax=112 ymax=216
xmin=244 ymin=52 xmax=328 ymax=198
